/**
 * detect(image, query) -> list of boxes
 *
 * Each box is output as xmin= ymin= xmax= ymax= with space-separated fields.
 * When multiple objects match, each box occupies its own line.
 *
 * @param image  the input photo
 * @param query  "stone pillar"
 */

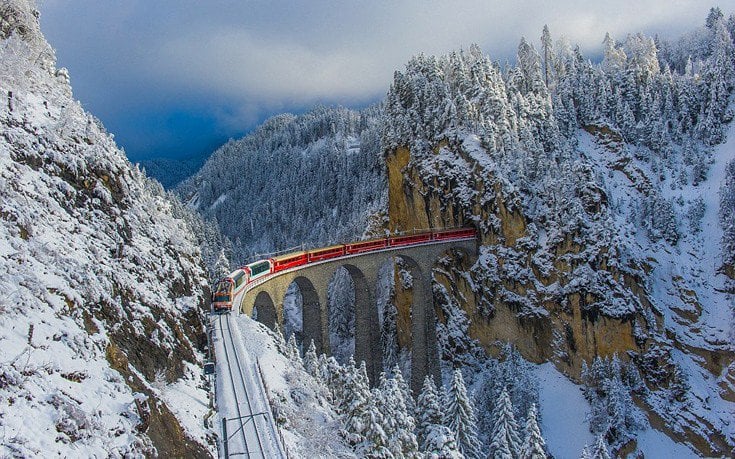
xmin=296 ymin=274 xmax=330 ymax=356
xmin=410 ymin=270 xmax=434 ymax=394
xmin=348 ymin=263 xmax=382 ymax=386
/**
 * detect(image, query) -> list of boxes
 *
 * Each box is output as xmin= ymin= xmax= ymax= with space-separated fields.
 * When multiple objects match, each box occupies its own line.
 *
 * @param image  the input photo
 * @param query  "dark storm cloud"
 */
xmin=37 ymin=0 xmax=732 ymax=159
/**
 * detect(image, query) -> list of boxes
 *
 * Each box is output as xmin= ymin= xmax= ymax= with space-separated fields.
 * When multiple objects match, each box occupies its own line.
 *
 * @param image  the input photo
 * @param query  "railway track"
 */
xmin=217 ymin=314 xmax=269 ymax=458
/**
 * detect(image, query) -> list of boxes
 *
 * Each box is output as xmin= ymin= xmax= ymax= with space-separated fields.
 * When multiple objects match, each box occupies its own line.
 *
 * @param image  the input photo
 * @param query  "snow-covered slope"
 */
xmin=0 ymin=1 xmax=213 ymax=455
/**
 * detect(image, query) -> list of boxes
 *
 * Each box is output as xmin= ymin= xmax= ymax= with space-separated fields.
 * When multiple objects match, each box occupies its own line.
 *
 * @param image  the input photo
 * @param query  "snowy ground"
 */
xmin=156 ymin=361 xmax=214 ymax=452
xmin=535 ymin=362 xmax=595 ymax=458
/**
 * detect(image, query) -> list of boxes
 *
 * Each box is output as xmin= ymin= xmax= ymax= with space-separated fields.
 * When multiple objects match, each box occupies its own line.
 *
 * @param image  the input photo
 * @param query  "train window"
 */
xmin=214 ymin=293 xmax=230 ymax=302
xmin=251 ymin=261 xmax=269 ymax=276
xmin=215 ymin=281 xmax=230 ymax=293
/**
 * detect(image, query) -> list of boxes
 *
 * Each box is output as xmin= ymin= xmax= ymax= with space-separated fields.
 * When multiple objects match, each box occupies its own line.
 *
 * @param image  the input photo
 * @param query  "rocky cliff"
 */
xmin=0 ymin=1 xmax=213 ymax=455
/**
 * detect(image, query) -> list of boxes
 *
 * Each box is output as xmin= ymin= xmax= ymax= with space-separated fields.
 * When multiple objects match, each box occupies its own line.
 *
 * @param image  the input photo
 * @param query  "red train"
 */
xmin=211 ymin=228 xmax=476 ymax=312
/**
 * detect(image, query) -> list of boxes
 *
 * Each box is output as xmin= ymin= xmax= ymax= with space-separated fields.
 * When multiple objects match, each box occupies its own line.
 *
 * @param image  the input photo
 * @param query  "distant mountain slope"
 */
xmin=178 ymin=106 xmax=386 ymax=263
xmin=0 ymin=1 xmax=213 ymax=455
xmin=139 ymin=154 xmax=208 ymax=189
xmin=382 ymin=11 xmax=735 ymax=456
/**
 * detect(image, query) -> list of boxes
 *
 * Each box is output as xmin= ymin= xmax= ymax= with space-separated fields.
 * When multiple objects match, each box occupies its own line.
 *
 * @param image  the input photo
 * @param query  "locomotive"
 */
xmin=211 ymin=228 xmax=475 ymax=313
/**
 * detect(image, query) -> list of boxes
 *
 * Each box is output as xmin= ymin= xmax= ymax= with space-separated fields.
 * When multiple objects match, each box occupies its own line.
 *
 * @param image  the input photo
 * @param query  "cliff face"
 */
xmin=0 ymin=1 xmax=212 ymax=456
xmin=387 ymin=138 xmax=734 ymax=455
xmin=386 ymin=142 xmax=651 ymax=375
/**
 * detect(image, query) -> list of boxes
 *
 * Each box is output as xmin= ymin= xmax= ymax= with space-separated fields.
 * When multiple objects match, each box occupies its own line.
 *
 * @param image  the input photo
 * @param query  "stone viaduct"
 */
xmin=236 ymin=238 xmax=477 ymax=393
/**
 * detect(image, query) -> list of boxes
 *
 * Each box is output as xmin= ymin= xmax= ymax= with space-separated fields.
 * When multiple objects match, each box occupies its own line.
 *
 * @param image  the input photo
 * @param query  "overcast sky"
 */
xmin=38 ymin=1 xmax=732 ymax=161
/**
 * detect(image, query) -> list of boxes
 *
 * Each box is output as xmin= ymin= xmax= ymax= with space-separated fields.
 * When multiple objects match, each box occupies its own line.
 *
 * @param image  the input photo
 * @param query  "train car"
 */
xmin=344 ymin=237 xmax=388 ymax=255
xmin=212 ymin=269 xmax=247 ymax=312
xmin=271 ymin=251 xmax=308 ymax=273
xmin=389 ymin=232 xmax=432 ymax=247
xmin=432 ymin=228 xmax=476 ymax=240
xmin=245 ymin=259 xmax=273 ymax=283
xmin=307 ymin=244 xmax=345 ymax=263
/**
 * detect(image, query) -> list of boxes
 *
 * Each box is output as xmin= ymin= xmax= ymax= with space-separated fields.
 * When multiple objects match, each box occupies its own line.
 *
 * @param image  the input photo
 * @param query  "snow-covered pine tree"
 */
xmin=720 ymin=160 xmax=735 ymax=270
xmin=212 ymin=249 xmax=231 ymax=279
xmin=287 ymin=333 xmax=302 ymax=363
xmin=499 ymin=345 xmax=539 ymax=424
xmin=329 ymin=267 xmax=356 ymax=364
xmin=444 ymin=369 xmax=482 ymax=459
xmin=541 ymin=25 xmax=554 ymax=88
xmin=488 ymin=388 xmax=522 ymax=459
xmin=519 ymin=404 xmax=547 ymax=459
xmin=391 ymin=364 xmax=416 ymax=416
xmin=323 ymin=355 xmax=345 ymax=405
xmin=355 ymin=390 xmax=394 ymax=458
xmin=377 ymin=372 xmax=420 ymax=458
xmin=424 ymin=425 xmax=464 ymax=459
xmin=303 ymin=339 xmax=319 ymax=377
xmin=582 ymin=355 xmax=644 ymax=449
xmin=274 ymin=322 xmax=285 ymax=343
xmin=416 ymin=376 xmax=444 ymax=449
xmin=342 ymin=359 xmax=373 ymax=445
xmin=590 ymin=435 xmax=611 ymax=459
xmin=668 ymin=364 xmax=691 ymax=405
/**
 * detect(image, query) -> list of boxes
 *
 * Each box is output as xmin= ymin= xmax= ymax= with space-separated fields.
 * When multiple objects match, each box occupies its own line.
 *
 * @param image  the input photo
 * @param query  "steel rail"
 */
xmin=218 ymin=314 xmax=252 ymax=457
xmin=222 ymin=314 xmax=267 ymax=458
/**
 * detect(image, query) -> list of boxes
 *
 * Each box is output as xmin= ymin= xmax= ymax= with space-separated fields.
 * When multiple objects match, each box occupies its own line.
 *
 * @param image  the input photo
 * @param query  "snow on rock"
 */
xmin=0 ymin=1 xmax=213 ymax=455
xmin=635 ymin=427 xmax=699 ymax=459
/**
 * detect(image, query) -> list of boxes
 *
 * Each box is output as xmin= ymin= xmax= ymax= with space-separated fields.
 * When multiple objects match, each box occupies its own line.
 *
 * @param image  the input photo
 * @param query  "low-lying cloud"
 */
xmin=38 ymin=0 xmax=732 ymax=159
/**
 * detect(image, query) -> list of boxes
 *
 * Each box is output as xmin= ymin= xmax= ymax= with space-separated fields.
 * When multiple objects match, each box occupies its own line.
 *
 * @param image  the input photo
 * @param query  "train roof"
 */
xmin=308 ymin=244 xmax=344 ymax=252
xmin=271 ymin=251 xmax=307 ymax=262
xmin=346 ymin=237 xmax=387 ymax=244
xmin=244 ymin=259 xmax=272 ymax=268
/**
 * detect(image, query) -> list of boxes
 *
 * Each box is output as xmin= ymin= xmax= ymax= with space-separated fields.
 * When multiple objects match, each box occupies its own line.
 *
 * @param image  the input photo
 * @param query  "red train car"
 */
xmin=432 ymin=228 xmax=476 ymax=240
xmin=345 ymin=238 xmax=388 ymax=255
xmin=308 ymin=244 xmax=345 ymax=262
xmin=271 ymin=251 xmax=308 ymax=273
xmin=389 ymin=233 xmax=432 ymax=247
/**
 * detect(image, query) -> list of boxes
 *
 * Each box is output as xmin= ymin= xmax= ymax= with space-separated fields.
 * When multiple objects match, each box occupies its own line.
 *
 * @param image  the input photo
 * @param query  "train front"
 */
xmin=212 ymin=278 xmax=234 ymax=312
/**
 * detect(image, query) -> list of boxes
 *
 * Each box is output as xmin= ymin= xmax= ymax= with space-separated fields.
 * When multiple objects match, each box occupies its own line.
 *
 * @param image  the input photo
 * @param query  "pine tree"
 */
xmin=323 ymin=355 xmax=344 ymax=404
xmin=423 ymin=424 xmax=464 ymax=459
xmin=391 ymin=364 xmax=415 ymax=416
xmin=416 ymin=376 xmax=444 ymax=450
xmin=303 ymin=339 xmax=319 ymax=377
xmin=488 ymin=388 xmax=522 ymax=458
xmin=445 ymin=369 xmax=481 ymax=459
xmin=519 ymin=404 xmax=547 ymax=459
xmin=343 ymin=359 xmax=373 ymax=445
xmin=213 ymin=249 xmax=231 ymax=279
xmin=377 ymin=372 xmax=419 ymax=458
xmin=541 ymin=25 xmax=554 ymax=88
xmin=273 ymin=322 xmax=285 ymax=343
xmin=720 ymin=160 xmax=735 ymax=268
xmin=287 ymin=333 xmax=301 ymax=362
xmin=356 ymin=391 xmax=394 ymax=458
xmin=590 ymin=435 xmax=611 ymax=459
